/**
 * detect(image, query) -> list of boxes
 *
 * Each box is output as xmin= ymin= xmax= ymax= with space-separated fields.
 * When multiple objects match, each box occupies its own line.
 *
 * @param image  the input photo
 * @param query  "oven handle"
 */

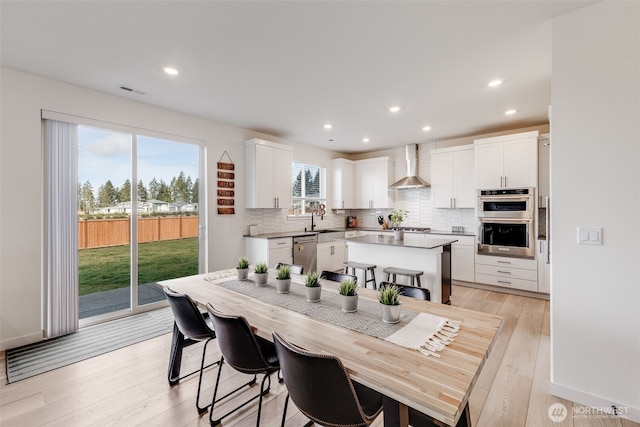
xmin=478 ymin=218 xmax=533 ymax=225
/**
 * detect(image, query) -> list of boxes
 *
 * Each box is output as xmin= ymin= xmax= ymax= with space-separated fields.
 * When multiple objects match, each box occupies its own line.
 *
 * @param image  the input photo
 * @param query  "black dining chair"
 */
xmin=206 ymin=304 xmax=281 ymax=427
xmin=320 ymin=270 xmax=357 ymax=284
xmin=380 ymin=281 xmax=431 ymax=301
xmin=163 ymin=286 xmax=220 ymax=413
xmin=272 ymin=331 xmax=383 ymax=427
xmin=275 ymin=262 xmax=304 ymax=275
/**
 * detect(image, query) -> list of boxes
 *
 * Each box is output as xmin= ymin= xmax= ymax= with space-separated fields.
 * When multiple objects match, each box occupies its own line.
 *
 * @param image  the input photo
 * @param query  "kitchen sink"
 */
xmin=315 ymin=230 xmax=345 ymax=243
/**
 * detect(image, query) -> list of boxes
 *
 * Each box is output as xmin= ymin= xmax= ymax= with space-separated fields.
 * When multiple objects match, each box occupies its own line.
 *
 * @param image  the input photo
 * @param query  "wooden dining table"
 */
xmin=159 ymin=269 xmax=503 ymax=427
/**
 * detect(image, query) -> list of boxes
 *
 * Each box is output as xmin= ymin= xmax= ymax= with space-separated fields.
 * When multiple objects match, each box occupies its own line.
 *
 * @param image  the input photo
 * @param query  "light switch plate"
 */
xmin=577 ymin=227 xmax=603 ymax=245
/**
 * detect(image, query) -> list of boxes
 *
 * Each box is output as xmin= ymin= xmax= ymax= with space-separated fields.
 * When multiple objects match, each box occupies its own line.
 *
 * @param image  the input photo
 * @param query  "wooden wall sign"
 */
xmin=217 ymin=151 xmax=235 ymax=215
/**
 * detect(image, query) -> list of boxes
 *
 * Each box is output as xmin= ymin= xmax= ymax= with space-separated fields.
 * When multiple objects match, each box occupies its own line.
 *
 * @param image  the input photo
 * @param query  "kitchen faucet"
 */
xmin=310 ymin=209 xmax=324 ymax=231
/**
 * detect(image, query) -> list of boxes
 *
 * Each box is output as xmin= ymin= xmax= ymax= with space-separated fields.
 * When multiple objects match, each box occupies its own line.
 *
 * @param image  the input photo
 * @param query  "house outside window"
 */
xmin=291 ymin=161 xmax=325 ymax=216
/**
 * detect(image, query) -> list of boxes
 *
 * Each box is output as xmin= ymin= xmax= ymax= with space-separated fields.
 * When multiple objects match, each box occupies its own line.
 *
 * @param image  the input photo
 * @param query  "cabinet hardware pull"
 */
xmin=497 ymin=260 xmax=511 ymax=264
xmin=500 ymin=176 xmax=503 ymax=187
xmin=277 ymin=242 xmax=286 ymax=245
xmin=497 ymin=270 xmax=511 ymax=274
xmin=453 ymin=198 xmax=456 ymax=208
xmin=504 ymin=176 xmax=508 ymax=187
xmin=497 ymin=280 xmax=511 ymax=284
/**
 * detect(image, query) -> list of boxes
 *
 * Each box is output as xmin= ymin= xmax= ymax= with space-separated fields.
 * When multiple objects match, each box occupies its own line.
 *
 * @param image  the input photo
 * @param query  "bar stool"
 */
xmin=383 ymin=266 xmax=424 ymax=288
xmin=342 ymin=261 xmax=377 ymax=290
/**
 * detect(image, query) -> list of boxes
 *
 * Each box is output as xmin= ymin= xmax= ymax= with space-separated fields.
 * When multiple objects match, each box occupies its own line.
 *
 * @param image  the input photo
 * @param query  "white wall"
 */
xmin=0 ymin=67 xmax=339 ymax=349
xmin=551 ymin=1 xmax=640 ymax=421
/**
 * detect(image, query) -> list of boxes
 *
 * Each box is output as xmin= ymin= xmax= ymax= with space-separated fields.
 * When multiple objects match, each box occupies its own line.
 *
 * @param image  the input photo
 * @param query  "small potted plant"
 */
xmin=254 ymin=262 xmax=269 ymax=286
xmin=338 ymin=278 xmax=358 ymax=312
xmin=304 ymin=271 xmax=321 ymax=302
xmin=389 ymin=209 xmax=409 ymax=240
xmin=379 ymin=283 xmax=401 ymax=324
xmin=275 ymin=265 xmax=291 ymax=294
xmin=237 ymin=257 xmax=249 ymax=280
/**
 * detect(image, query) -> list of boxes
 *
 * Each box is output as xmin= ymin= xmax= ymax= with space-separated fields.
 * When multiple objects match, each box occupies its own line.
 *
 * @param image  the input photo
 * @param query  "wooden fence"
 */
xmin=78 ymin=217 xmax=199 ymax=249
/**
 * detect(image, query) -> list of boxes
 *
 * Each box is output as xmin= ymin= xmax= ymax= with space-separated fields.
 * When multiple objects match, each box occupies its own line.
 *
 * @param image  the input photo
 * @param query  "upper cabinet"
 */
xmin=431 ymin=145 xmax=475 ymax=208
xmin=245 ymin=138 xmax=293 ymax=209
xmin=354 ymin=157 xmax=394 ymax=209
xmin=331 ymin=156 xmax=394 ymax=209
xmin=331 ymin=158 xmax=356 ymax=209
xmin=474 ymin=131 xmax=538 ymax=189
xmin=538 ymin=134 xmax=550 ymax=207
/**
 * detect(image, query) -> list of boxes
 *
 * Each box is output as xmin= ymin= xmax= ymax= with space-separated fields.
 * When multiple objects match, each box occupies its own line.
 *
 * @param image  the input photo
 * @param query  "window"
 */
xmin=291 ymin=161 xmax=326 ymax=216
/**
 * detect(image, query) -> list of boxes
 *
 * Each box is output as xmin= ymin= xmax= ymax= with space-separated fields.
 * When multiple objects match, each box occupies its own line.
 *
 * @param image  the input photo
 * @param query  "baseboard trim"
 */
xmin=453 ymin=280 xmax=550 ymax=300
xmin=0 ymin=331 xmax=44 ymax=351
xmin=550 ymin=382 xmax=640 ymax=423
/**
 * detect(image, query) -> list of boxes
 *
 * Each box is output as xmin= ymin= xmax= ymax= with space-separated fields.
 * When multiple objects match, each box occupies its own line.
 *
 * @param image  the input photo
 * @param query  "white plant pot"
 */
xmin=306 ymin=285 xmax=322 ymax=302
xmin=276 ymin=278 xmax=291 ymax=294
xmin=393 ymin=229 xmax=405 ymax=241
xmin=237 ymin=268 xmax=249 ymax=280
xmin=340 ymin=294 xmax=358 ymax=312
xmin=380 ymin=303 xmax=401 ymax=324
xmin=254 ymin=272 xmax=268 ymax=286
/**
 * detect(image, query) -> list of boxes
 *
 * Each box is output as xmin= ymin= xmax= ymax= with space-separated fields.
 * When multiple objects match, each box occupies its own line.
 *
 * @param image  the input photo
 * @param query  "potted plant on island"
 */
xmin=304 ymin=271 xmax=321 ymax=302
xmin=379 ymin=283 xmax=401 ymax=324
xmin=254 ymin=262 xmax=269 ymax=286
xmin=237 ymin=256 xmax=250 ymax=280
xmin=275 ymin=265 xmax=291 ymax=294
xmin=389 ymin=209 xmax=409 ymax=240
xmin=338 ymin=278 xmax=358 ymax=312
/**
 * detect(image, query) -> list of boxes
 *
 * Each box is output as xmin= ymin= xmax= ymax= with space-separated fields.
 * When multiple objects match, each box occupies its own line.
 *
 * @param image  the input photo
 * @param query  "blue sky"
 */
xmin=78 ymin=126 xmax=199 ymax=193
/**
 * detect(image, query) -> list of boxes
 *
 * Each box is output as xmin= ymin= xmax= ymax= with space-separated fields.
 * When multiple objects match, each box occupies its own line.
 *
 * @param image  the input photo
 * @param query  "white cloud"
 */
xmin=89 ymin=133 xmax=131 ymax=157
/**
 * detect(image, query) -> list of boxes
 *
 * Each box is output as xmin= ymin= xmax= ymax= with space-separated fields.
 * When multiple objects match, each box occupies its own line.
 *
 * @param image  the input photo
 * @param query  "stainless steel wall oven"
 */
xmin=477 ymin=188 xmax=535 ymax=259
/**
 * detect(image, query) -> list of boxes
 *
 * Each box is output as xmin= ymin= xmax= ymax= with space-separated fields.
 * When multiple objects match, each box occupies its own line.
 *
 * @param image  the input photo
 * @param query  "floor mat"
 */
xmin=5 ymin=307 xmax=173 ymax=383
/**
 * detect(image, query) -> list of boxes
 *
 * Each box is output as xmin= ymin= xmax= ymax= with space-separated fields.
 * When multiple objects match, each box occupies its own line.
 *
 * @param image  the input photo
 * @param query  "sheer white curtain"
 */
xmin=43 ymin=119 xmax=79 ymax=338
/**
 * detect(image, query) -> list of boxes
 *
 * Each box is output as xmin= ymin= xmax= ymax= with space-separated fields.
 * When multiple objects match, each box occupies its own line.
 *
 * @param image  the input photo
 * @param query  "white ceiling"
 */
xmin=0 ymin=1 xmax=594 ymax=153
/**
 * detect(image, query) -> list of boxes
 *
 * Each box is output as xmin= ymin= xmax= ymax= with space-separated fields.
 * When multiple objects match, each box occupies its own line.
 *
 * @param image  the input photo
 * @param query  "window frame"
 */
xmin=290 ymin=161 xmax=326 ymax=217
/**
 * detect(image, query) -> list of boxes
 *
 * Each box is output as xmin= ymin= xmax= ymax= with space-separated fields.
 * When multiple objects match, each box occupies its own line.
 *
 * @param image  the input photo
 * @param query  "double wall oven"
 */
xmin=477 ymin=188 xmax=535 ymax=259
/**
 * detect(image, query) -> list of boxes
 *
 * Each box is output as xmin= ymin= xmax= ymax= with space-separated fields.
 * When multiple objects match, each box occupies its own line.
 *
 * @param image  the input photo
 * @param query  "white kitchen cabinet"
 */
xmin=317 ymin=241 xmax=347 ymax=272
xmin=537 ymin=239 xmax=550 ymax=293
xmin=245 ymin=237 xmax=293 ymax=268
xmin=245 ymin=138 xmax=293 ymax=209
xmin=450 ymin=235 xmax=475 ymax=282
xmin=475 ymin=254 xmax=538 ymax=292
xmin=354 ymin=157 xmax=394 ymax=209
xmin=331 ymin=158 xmax=356 ymax=209
xmin=474 ymin=131 xmax=538 ymax=190
xmin=538 ymin=134 xmax=550 ymax=207
xmin=431 ymin=146 xmax=475 ymax=208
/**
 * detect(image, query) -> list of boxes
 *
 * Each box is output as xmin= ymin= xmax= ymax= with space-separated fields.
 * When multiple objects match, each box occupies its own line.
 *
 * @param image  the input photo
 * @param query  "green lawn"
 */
xmin=78 ymin=238 xmax=198 ymax=295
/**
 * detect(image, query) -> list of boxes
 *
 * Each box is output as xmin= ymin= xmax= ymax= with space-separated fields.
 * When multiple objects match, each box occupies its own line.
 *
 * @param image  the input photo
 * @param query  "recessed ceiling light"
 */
xmin=389 ymin=106 xmax=401 ymax=113
xmin=488 ymin=79 xmax=503 ymax=87
xmin=362 ymin=138 xmax=370 ymax=143
xmin=323 ymin=124 xmax=333 ymax=129
xmin=505 ymin=109 xmax=517 ymax=115
xmin=163 ymin=67 xmax=179 ymax=75
xmin=422 ymin=126 xmax=432 ymax=131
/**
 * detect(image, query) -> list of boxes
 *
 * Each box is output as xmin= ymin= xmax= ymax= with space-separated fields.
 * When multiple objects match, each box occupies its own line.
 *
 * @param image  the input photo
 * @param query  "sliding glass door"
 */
xmin=77 ymin=126 xmax=203 ymax=321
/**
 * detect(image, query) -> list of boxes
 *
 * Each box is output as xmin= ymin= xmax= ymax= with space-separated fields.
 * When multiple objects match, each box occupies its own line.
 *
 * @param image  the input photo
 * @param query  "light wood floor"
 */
xmin=1 ymin=285 xmax=637 ymax=427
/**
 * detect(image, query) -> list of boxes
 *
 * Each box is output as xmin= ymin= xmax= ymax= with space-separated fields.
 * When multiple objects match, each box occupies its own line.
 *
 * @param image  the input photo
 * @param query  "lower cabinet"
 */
xmin=475 ymin=254 xmax=538 ymax=292
xmin=245 ymin=237 xmax=293 ymax=268
xmin=537 ymin=239 xmax=550 ymax=294
xmin=317 ymin=241 xmax=347 ymax=273
xmin=451 ymin=236 xmax=475 ymax=282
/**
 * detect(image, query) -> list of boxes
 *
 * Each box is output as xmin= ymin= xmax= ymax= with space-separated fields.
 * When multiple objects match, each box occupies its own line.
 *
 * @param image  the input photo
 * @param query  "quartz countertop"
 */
xmin=244 ymin=227 xmax=474 ymax=239
xmin=344 ymin=234 xmax=458 ymax=250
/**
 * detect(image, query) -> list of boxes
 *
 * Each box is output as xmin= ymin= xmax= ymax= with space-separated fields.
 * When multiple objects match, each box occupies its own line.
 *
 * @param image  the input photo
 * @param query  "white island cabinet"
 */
xmin=431 ymin=146 xmax=475 ymax=208
xmin=474 ymin=131 xmax=538 ymax=190
xmin=245 ymin=138 xmax=293 ymax=209
xmin=345 ymin=234 xmax=455 ymax=304
xmin=245 ymin=237 xmax=292 ymax=268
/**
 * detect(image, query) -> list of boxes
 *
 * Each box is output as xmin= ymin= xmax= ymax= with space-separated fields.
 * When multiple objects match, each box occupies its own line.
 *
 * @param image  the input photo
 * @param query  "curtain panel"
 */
xmin=43 ymin=119 xmax=79 ymax=338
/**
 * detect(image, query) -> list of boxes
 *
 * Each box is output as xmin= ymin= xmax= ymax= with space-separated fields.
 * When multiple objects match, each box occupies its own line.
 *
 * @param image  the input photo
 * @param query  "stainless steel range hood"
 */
xmin=389 ymin=144 xmax=430 ymax=189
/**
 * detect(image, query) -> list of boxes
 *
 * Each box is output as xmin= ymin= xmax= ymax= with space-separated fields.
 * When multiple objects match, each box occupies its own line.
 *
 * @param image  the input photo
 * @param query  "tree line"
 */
xmin=78 ymin=171 xmax=199 ymax=213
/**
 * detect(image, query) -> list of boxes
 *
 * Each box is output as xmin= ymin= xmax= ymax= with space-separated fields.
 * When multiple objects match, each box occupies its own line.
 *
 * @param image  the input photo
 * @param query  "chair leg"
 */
xmin=416 ymin=276 xmax=421 ymax=287
xmin=196 ymin=338 xmax=220 ymax=413
xmin=209 ymin=359 xmax=272 ymax=426
xmin=280 ymin=393 xmax=290 ymax=427
xmin=370 ymin=269 xmax=377 ymax=290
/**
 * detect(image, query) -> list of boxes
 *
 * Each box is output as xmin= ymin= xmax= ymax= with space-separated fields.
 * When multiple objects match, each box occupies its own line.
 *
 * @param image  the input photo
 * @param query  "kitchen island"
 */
xmin=345 ymin=234 xmax=457 ymax=304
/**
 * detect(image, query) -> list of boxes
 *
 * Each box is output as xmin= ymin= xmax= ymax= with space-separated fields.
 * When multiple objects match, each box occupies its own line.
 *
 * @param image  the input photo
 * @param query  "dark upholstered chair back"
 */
xmin=206 ymin=304 xmax=276 ymax=374
xmin=164 ymin=286 xmax=215 ymax=340
xmin=381 ymin=282 xmax=431 ymax=301
xmin=273 ymin=331 xmax=381 ymax=427
xmin=320 ymin=271 xmax=357 ymax=284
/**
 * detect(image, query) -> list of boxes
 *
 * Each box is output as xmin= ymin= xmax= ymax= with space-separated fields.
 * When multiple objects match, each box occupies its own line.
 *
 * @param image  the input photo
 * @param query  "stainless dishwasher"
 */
xmin=293 ymin=235 xmax=317 ymax=274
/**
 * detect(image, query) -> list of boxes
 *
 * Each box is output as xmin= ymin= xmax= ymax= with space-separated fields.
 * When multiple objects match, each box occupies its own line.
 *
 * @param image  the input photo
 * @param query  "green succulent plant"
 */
xmin=304 ymin=271 xmax=320 ymax=287
xmin=237 ymin=257 xmax=249 ymax=269
xmin=254 ymin=262 xmax=269 ymax=274
xmin=379 ymin=283 xmax=401 ymax=306
xmin=338 ymin=278 xmax=358 ymax=296
xmin=276 ymin=265 xmax=291 ymax=280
